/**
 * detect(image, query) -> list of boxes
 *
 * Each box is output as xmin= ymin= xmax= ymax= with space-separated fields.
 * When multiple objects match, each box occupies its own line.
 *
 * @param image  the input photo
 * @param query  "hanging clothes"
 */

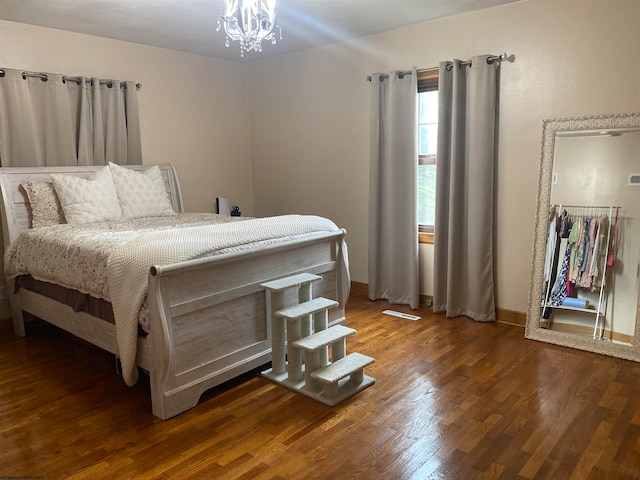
xmin=544 ymin=208 xmax=558 ymax=283
xmin=541 ymin=206 xmax=620 ymax=320
xmin=579 ymin=217 xmax=598 ymax=288
xmin=550 ymin=213 xmax=573 ymax=305
xmin=550 ymin=240 xmax=572 ymax=306
xmin=570 ymin=216 xmax=588 ymax=283
xmin=566 ymin=218 xmax=580 ymax=298
xmin=591 ymin=215 xmax=609 ymax=290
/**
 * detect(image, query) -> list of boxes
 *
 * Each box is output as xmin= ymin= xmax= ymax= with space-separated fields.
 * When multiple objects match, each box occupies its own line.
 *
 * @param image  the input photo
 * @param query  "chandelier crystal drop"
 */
xmin=216 ymin=0 xmax=282 ymax=57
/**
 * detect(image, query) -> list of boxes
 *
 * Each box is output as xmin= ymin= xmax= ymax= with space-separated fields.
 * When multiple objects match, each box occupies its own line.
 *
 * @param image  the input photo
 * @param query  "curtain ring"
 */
xmin=62 ymin=76 xmax=82 ymax=85
xmin=0 ymin=69 xmax=5 ymax=78
xmin=22 ymin=72 xmax=48 ymax=82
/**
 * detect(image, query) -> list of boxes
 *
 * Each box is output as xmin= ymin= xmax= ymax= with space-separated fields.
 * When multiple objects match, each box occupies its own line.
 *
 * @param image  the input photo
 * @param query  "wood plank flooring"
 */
xmin=1 ymin=294 xmax=640 ymax=479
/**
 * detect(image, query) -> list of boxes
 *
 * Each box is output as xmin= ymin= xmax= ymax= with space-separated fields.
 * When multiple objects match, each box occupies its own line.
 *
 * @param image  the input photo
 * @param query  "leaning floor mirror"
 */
xmin=526 ymin=113 xmax=640 ymax=360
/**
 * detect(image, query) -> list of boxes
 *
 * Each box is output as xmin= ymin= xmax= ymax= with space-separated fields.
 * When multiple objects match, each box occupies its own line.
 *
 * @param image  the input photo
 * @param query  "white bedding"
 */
xmin=5 ymin=213 xmax=235 ymax=299
xmin=4 ymin=213 xmax=348 ymax=385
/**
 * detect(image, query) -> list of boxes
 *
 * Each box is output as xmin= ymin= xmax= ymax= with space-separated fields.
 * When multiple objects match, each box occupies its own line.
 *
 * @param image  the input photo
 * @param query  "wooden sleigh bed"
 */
xmin=0 ymin=164 xmax=349 ymax=419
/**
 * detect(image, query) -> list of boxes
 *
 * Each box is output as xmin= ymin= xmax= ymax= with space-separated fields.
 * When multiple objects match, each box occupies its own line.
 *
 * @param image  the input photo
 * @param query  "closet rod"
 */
xmin=557 ymin=204 xmax=621 ymax=210
xmin=0 ymin=69 xmax=141 ymax=90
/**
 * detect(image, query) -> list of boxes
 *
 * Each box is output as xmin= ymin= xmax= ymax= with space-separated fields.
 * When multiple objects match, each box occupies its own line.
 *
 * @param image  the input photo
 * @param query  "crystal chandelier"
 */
xmin=216 ymin=0 xmax=282 ymax=57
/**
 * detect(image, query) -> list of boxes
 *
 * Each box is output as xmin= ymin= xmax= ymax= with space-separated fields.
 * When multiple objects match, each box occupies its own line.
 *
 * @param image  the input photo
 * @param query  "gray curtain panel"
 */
xmin=90 ymin=78 xmax=142 ymax=165
xmin=433 ymin=55 xmax=498 ymax=321
xmin=0 ymin=68 xmax=141 ymax=166
xmin=368 ymin=69 xmax=420 ymax=309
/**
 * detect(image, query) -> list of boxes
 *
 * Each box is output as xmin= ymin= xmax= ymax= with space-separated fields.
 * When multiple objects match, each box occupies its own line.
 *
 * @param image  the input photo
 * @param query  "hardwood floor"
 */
xmin=1 ymin=294 xmax=640 ymax=479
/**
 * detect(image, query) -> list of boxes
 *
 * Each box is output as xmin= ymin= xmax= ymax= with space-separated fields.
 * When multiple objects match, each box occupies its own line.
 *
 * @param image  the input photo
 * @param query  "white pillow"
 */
xmin=108 ymin=163 xmax=175 ymax=219
xmin=51 ymin=166 xmax=123 ymax=224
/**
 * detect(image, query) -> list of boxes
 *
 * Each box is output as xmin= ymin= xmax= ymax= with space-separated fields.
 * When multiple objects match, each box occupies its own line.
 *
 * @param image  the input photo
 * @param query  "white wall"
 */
xmin=0 ymin=20 xmax=253 ymax=215
xmin=247 ymin=0 xmax=640 ymax=313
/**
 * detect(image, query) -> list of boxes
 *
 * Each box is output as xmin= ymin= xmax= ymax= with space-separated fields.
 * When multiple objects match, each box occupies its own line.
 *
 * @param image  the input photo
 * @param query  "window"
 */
xmin=417 ymin=70 xmax=438 ymax=237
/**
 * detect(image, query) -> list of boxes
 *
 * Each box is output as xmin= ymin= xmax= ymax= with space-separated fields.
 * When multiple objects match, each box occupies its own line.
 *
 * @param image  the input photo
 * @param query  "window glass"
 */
xmin=418 ymin=89 xmax=438 ymax=229
xmin=418 ymin=164 xmax=436 ymax=226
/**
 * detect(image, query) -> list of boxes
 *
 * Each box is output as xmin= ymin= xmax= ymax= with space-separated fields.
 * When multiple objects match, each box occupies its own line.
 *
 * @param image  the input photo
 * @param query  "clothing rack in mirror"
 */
xmin=544 ymin=204 xmax=621 ymax=339
xmin=527 ymin=113 xmax=640 ymax=362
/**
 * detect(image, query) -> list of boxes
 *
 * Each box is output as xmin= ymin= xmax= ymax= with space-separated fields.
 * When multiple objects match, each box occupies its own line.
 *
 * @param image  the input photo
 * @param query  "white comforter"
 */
xmin=5 ymin=213 xmax=348 ymax=385
xmin=5 ymin=213 xmax=233 ymax=300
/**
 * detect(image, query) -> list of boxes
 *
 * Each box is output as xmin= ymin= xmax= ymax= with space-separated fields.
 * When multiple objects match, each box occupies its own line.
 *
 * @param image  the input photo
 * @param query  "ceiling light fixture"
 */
xmin=216 ymin=0 xmax=282 ymax=57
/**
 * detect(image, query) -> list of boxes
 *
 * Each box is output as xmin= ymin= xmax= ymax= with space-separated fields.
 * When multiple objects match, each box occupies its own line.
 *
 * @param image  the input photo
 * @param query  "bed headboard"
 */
xmin=0 ymin=164 xmax=183 ymax=248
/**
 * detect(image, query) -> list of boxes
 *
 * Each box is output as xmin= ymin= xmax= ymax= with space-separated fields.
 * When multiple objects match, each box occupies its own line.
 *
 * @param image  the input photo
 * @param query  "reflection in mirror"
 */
xmin=526 ymin=114 xmax=640 ymax=361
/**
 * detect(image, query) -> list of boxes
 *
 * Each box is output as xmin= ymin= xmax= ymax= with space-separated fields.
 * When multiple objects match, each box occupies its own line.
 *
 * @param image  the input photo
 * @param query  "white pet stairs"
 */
xmin=261 ymin=273 xmax=375 ymax=406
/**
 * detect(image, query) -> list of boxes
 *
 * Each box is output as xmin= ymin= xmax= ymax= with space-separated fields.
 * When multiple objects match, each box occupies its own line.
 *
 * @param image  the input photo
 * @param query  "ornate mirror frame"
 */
xmin=525 ymin=112 xmax=640 ymax=360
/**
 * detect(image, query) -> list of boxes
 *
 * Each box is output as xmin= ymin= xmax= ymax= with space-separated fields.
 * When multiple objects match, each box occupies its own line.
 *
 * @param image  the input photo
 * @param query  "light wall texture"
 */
xmin=1 ymin=0 xmax=640 ymax=323
xmin=247 ymin=0 xmax=640 ymax=313
xmin=0 ymin=19 xmax=253 ymax=215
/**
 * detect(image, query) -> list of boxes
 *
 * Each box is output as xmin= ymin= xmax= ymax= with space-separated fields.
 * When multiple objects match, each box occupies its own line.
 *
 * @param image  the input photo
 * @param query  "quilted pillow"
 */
xmin=108 ymin=163 xmax=175 ymax=219
xmin=51 ymin=166 xmax=123 ymax=224
xmin=20 ymin=181 xmax=67 ymax=228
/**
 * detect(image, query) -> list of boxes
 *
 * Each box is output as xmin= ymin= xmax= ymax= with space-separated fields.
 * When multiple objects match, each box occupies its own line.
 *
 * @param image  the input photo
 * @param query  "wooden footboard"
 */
xmin=6 ymin=230 xmax=348 ymax=420
xmin=0 ymin=164 xmax=349 ymax=419
xmin=146 ymin=230 xmax=348 ymax=419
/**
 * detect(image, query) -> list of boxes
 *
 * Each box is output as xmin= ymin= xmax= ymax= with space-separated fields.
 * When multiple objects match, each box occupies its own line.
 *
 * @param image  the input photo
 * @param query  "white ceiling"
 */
xmin=0 ymin=0 xmax=523 ymax=62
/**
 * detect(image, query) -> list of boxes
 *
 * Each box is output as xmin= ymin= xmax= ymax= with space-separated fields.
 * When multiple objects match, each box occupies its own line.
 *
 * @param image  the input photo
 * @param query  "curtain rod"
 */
xmin=445 ymin=52 xmax=507 ymax=71
xmin=0 ymin=69 xmax=141 ymax=90
xmin=367 ymin=52 xmax=508 ymax=81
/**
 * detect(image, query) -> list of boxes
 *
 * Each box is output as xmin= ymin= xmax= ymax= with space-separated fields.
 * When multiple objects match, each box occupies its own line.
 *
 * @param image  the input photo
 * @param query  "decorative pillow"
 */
xmin=108 ymin=163 xmax=175 ymax=219
xmin=51 ymin=166 xmax=123 ymax=224
xmin=20 ymin=181 xmax=67 ymax=228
